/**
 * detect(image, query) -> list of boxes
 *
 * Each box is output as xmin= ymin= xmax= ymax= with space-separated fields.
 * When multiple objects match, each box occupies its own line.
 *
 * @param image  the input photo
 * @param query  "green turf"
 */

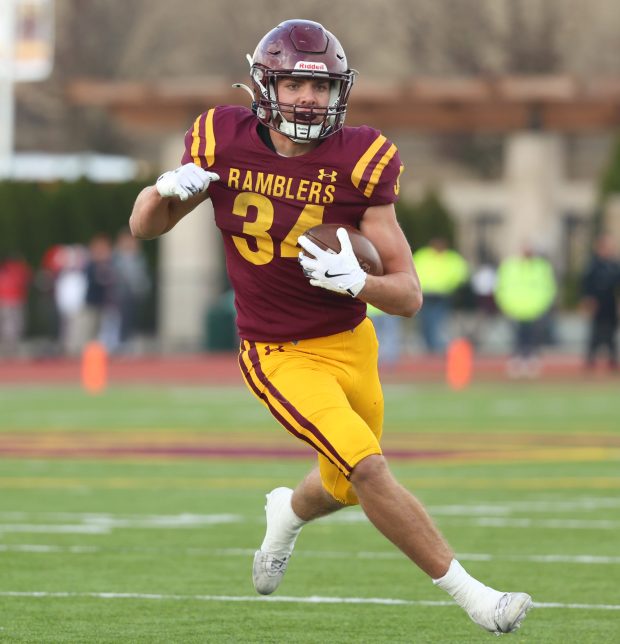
xmin=1 ymin=382 xmax=619 ymax=642
xmin=1 ymin=381 xmax=619 ymax=433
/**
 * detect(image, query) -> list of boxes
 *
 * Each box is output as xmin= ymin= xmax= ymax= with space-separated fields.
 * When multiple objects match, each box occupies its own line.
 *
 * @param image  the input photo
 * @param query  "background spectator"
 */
xmin=413 ymin=237 xmax=469 ymax=354
xmin=469 ymin=259 xmax=499 ymax=349
xmin=112 ymin=228 xmax=151 ymax=354
xmin=580 ymin=232 xmax=620 ymax=372
xmin=0 ymin=253 xmax=32 ymax=358
xmin=494 ymin=243 xmax=557 ymax=378
xmin=367 ymin=304 xmax=402 ymax=367
xmin=83 ymin=233 xmax=119 ymax=352
xmin=54 ymin=244 xmax=89 ymax=357
xmin=31 ymin=244 xmax=66 ymax=355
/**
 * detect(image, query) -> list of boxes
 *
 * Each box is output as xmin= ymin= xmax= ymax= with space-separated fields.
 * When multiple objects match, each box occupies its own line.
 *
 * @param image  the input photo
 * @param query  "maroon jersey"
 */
xmin=181 ymin=105 xmax=403 ymax=342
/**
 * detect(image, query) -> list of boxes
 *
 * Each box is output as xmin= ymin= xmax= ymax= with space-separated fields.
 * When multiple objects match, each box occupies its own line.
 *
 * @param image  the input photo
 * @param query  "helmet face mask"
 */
xmin=249 ymin=20 xmax=356 ymax=143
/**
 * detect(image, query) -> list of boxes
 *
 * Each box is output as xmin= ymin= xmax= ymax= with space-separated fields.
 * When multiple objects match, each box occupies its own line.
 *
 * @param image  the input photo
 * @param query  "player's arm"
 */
xmin=358 ymin=203 xmax=422 ymax=317
xmin=129 ymin=186 xmax=207 ymax=239
xmin=129 ymin=164 xmax=219 ymax=240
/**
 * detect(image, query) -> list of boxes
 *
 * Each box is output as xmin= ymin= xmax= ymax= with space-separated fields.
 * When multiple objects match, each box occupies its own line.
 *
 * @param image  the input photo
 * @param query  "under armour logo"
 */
xmin=318 ymin=168 xmax=338 ymax=182
xmin=265 ymin=345 xmax=285 ymax=355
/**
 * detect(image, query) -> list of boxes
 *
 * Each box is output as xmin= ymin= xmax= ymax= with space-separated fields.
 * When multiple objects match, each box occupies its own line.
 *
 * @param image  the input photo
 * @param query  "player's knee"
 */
xmin=350 ymin=454 xmax=388 ymax=488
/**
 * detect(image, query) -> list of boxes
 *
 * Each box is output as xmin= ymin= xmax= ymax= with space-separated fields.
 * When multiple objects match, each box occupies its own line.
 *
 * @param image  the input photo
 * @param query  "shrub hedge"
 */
xmin=0 ymin=179 xmax=154 ymax=265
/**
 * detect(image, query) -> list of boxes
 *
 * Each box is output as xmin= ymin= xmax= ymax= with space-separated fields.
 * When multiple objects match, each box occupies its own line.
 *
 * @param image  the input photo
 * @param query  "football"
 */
xmin=302 ymin=224 xmax=384 ymax=276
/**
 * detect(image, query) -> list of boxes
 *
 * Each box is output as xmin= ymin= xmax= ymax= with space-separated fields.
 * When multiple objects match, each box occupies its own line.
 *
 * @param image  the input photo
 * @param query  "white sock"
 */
xmin=433 ymin=559 xmax=502 ymax=627
xmin=260 ymin=488 xmax=307 ymax=556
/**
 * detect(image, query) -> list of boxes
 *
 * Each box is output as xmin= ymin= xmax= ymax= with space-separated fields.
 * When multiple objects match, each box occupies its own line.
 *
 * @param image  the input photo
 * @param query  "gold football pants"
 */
xmin=238 ymin=317 xmax=384 ymax=505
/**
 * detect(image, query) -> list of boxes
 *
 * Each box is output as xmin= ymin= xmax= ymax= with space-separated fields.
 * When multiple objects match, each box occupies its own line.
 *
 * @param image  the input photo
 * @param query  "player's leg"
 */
xmin=292 ymin=466 xmax=346 ymax=521
xmin=248 ymin=317 xmax=385 ymax=564
xmin=239 ymin=334 xmax=371 ymax=594
xmin=251 ymin=466 xmax=348 ymax=595
xmin=346 ymin=321 xmax=531 ymax=632
xmin=350 ymin=454 xmax=452 ymax=577
xmin=350 ymin=454 xmax=532 ymax=634
xmin=257 ymin=467 xmax=344 ymax=562
xmin=242 ymin=323 xmax=532 ymax=631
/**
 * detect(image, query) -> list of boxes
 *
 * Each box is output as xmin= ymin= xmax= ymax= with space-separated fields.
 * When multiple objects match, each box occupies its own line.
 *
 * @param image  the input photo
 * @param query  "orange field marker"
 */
xmin=446 ymin=337 xmax=473 ymax=390
xmin=81 ymin=341 xmax=108 ymax=394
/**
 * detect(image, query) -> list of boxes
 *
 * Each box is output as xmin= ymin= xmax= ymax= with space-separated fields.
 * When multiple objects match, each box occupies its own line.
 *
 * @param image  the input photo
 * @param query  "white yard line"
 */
xmin=2 ymin=516 xmax=617 ymax=532
xmin=0 ymin=591 xmax=618 ymax=610
xmin=461 ymin=517 xmax=620 ymax=529
xmin=0 ymin=545 xmax=97 ymax=553
xmin=2 ymin=544 xmax=619 ymax=565
xmin=2 ymin=497 xmax=620 ymax=522
xmin=0 ymin=514 xmax=242 ymax=535
xmin=0 ymin=524 xmax=109 ymax=534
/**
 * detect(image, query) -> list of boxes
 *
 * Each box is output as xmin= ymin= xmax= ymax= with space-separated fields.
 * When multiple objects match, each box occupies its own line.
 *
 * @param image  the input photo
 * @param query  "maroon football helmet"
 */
xmin=247 ymin=20 xmax=356 ymax=142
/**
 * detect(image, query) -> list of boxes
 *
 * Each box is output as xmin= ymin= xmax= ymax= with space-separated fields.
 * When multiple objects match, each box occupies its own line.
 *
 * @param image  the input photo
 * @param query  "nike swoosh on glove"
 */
xmin=298 ymin=227 xmax=367 ymax=297
xmin=156 ymin=163 xmax=220 ymax=201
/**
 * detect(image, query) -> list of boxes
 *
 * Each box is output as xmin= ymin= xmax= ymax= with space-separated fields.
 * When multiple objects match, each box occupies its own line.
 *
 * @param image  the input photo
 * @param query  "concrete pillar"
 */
xmin=502 ymin=132 xmax=565 ymax=261
xmin=157 ymin=135 xmax=222 ymax=351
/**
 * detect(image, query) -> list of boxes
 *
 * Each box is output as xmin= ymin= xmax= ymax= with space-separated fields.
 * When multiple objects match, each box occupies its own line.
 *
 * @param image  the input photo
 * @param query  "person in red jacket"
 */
xmin=0 ymin=252 xmax=32 ymax=357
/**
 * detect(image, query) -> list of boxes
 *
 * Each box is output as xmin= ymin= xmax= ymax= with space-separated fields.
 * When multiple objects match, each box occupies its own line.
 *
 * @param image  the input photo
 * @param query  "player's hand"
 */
xmin=156 ymin=163 xmax=220 ymax=201
xmin=298 ymin=227 xmax=367 ymax=297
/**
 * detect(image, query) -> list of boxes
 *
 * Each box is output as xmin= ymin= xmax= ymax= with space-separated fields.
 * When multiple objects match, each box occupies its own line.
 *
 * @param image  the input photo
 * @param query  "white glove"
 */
xmin=298 ymin=227 xmax=367 ymax=297
xmin=156 ymin=163 xmax=220 ymax=201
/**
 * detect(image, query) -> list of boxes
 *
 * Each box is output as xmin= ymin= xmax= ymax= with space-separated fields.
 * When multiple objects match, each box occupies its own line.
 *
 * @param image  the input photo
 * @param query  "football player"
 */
xmin=129 ymin=19 xmax=532 ymax=635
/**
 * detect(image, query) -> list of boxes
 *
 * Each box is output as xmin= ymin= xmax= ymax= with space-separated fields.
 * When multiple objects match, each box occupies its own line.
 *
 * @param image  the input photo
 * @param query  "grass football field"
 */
xmin=0 ymin=381 xmax=619 ymax=643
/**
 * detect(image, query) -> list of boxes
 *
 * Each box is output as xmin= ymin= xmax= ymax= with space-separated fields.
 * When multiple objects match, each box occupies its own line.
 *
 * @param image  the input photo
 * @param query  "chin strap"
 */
xmin=278 ymin=116 xmax=324 ymax=143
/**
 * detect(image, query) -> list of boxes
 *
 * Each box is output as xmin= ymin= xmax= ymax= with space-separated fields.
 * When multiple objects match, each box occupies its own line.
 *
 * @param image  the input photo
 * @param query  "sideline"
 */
xmin=0 ymin=352 xmax=602 ymax=385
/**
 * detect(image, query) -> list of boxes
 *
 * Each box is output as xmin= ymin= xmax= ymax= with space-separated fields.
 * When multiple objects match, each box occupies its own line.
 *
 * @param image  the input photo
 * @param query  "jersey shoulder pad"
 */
xmin=181 ymin=106 xmax=254 ymax=168
xmin=340 ymin=125 xmax=403 ymax=203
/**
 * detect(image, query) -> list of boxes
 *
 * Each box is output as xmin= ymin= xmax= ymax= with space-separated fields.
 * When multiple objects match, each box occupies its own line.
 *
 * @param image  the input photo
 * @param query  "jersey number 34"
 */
xmin=231 ymin=192 xmax=324 ymax=266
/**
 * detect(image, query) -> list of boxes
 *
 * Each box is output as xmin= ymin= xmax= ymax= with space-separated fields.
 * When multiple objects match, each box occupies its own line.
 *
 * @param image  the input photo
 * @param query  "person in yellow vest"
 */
xmin=412 ymin=237 xmax=469 ymax=353
xmin=494 ymin=244 xmax=557 ymax=378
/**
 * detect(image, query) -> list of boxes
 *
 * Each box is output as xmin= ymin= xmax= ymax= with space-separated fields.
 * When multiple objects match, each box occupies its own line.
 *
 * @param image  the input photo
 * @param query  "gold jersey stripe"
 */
xmin=190 ymin=109 xmax=216 ymax=167
xmin=190 ymin=114 xmax=203 ymax=165
xmin=204 ymin=108 xmax=216 ymax=167
xmin=364 ymin=143 xmax=397 ymax=198
xmin=394 ymin=163 xmax=405 ymax=196
xmin=351 ymin=135 xmax=387 ymax=189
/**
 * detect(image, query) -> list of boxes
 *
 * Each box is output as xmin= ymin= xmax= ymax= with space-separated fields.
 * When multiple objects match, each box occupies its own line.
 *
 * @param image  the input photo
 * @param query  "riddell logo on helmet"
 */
xmin=294 ymin=61 xmax=328 ymax=72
